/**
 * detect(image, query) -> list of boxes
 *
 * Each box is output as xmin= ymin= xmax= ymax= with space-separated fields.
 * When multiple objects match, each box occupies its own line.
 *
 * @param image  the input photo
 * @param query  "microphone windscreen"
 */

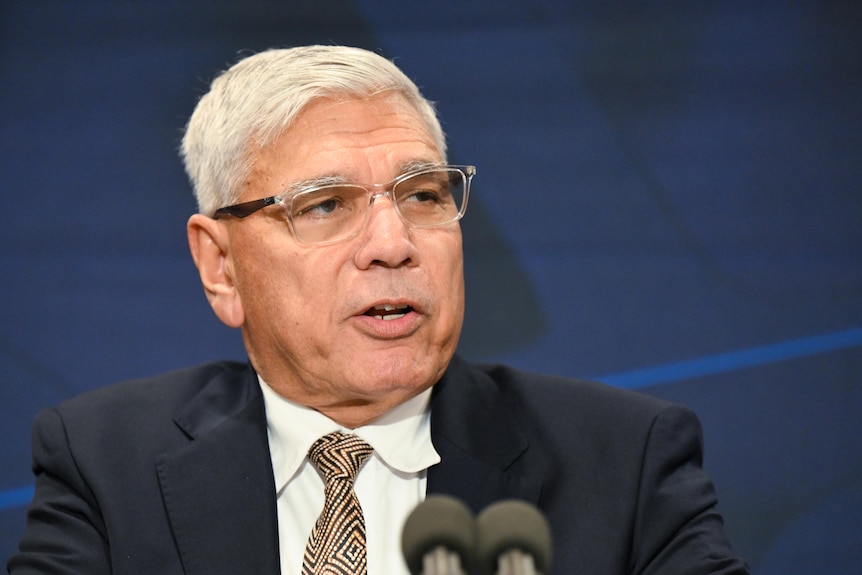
xmin=476 ymin=499 xmax=552 ymax=575
xmin=401 ymin=495 xmax=476 ymax=575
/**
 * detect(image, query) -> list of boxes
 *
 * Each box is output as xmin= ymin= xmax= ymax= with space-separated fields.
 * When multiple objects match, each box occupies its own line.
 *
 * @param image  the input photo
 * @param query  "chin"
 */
xmin=359 ymin=355 xmax=441 ymax=395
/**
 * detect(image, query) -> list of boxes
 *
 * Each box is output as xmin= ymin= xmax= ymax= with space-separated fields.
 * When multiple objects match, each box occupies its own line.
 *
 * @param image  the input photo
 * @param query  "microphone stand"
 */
xmin=495 ymin=548 xmax=539 ymax=575
xmin=423 ymin=545 xmax=468 ymax=575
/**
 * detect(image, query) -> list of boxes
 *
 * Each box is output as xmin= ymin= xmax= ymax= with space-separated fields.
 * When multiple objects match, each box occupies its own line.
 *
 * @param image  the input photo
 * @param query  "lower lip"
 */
xmin=353 ymin=310 xmax=422 ymax=338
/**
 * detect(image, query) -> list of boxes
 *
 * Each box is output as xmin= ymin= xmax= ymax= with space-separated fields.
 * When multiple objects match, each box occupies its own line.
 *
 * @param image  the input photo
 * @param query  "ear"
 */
xmin=187 ymin=214 xmax=245 ymax=328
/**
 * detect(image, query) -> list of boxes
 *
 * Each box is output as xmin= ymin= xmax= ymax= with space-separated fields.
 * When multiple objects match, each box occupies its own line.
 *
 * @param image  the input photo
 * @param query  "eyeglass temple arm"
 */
xmin=213 ymin=196 xmax=279 ymax=219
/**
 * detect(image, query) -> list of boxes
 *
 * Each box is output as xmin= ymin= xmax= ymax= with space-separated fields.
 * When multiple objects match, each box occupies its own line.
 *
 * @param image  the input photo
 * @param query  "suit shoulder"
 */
xmin=30 ymin=361 xmax=257 ymax=468
xmin=48 ymin=361 xmax=252 ymax=422
xmin=472 ymin=361 xmax=680 ymax=427
xmin=458 ymin=361 xmax=705 ymax=482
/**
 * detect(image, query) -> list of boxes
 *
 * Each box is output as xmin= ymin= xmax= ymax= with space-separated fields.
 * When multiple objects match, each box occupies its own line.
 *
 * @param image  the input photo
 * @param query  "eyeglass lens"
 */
xmin=288 ymin=168 xmax=467 ymax=244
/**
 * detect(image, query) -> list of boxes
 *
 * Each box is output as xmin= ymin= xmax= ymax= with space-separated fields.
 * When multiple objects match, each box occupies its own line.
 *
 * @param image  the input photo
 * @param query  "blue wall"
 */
xmin=2 ymin=1 xmax=861 ymax=572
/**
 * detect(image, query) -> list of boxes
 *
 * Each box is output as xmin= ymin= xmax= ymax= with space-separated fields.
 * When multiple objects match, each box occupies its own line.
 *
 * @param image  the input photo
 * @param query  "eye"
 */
xmin=299 ymin=197 xmax=340 ymax=216
xmin=403 ymin=188 xmax=444 ymax=204
xmin=397 ymin=175 xmax=452 ymax=206
xmin=292 ymin=188 xmax=353 ymax=219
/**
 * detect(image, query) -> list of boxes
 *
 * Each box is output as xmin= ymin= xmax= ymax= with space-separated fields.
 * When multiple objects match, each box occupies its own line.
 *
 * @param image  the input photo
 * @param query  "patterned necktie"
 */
xmin=302 ymin=432 xmax=374 ymax=575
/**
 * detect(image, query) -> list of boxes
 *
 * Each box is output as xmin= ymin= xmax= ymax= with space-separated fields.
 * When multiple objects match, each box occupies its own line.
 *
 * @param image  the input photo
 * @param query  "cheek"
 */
xmin=433 ymin=237 xmax=465 ymax=318
xmin=229 ymin=233 xmax=305 ymax=319
xmin=443 ymin=255 xmax=464 ymax=300
xmin=252 ymin=252 xmax=347 ymax=335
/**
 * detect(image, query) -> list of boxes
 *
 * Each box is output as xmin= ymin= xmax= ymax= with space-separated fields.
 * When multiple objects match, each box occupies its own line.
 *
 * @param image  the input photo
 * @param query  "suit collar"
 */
xmin=157 ymin=363 xmax=280 ymax=575
xmin=427 ymin=355 xmax=541 ymax=512
xmin=171 ymin=362 xmax=261 ymax=439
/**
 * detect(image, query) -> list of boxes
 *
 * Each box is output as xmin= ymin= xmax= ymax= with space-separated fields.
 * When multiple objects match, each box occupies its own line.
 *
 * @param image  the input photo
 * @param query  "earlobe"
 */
xmin=187 ymin=214 xmax=245 ymax=328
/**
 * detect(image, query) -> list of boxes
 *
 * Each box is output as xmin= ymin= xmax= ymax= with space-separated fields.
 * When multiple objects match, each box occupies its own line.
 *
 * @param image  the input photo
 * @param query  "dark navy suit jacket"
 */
xmin=9 ymin=355 xmax=749 ymax=574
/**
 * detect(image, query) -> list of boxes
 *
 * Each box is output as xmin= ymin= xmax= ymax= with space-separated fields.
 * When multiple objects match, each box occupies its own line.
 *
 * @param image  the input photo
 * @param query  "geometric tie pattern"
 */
xmin=302 ymin=432 xmax=374 ymax=575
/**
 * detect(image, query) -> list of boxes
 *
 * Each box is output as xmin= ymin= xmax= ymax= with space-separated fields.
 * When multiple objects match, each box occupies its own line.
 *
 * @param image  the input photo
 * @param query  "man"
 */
xmin=9 ymin=46 xmax=749 ymax=574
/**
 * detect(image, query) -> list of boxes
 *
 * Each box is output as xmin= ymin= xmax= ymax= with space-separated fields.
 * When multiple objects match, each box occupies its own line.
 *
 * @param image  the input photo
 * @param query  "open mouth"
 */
xmin=364 ymin=303 xmax=413 ymax=321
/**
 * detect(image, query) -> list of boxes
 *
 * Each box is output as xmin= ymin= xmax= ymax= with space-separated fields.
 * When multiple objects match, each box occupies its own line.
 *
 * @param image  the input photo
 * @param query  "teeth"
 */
xmin=368 ymin=303 xmax=410 ymax=320
xmin=380 ymin=313 xmax=405 ymax=321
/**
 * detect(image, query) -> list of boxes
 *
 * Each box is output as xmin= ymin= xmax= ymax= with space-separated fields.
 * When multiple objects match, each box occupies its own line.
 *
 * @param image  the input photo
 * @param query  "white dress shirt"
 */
xmin=259 ymin=377 xmax=441 ymax=575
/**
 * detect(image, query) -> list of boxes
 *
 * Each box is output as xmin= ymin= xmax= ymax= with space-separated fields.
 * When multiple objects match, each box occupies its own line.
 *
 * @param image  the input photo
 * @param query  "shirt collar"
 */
xmin=259 ymin=377 xmax=440 ymax=493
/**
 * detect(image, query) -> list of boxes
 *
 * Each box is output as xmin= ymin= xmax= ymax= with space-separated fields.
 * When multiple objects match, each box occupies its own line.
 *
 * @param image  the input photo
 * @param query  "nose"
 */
xmin=353 ymin=192 xmax=416 ymax=269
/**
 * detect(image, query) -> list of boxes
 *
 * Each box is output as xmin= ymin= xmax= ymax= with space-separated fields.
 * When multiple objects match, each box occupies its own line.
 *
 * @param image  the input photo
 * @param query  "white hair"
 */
xmin=181 ymin=45 xmax=447 ymax=215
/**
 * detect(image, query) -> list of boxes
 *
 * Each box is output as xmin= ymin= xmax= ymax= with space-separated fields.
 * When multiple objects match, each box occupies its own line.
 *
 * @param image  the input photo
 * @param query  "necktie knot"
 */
xmin=308 ymin=432 xmax=373 ymax=484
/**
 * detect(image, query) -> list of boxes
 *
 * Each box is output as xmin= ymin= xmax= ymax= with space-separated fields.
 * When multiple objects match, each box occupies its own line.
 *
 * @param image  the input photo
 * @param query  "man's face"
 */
xmin=220 ymin=92 xmax=464 ymax=426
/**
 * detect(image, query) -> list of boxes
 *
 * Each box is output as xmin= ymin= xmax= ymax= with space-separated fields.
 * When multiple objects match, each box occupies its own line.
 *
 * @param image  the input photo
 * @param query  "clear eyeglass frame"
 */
xmin=212 ymin=164 xmax=475 ymax=245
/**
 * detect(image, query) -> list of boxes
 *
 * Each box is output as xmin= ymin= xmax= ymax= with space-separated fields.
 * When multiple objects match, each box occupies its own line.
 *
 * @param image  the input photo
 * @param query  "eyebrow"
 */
xmin=280 ymin=159 xmax=445 ymax=198
xmin=282 ymin=175 xmax=348 ymax=197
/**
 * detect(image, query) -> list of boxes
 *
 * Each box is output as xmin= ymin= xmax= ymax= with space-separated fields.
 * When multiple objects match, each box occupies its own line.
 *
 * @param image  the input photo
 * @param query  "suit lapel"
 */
xmin=156 ymin=365 xmax=280 ymax=575
xmin=427 ymin=356 xmax=542 ymax=513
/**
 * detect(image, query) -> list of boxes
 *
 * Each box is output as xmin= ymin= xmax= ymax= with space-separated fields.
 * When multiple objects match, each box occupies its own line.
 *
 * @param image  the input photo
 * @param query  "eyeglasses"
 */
xmin=213 ymin=165 xmax=475 ymax=245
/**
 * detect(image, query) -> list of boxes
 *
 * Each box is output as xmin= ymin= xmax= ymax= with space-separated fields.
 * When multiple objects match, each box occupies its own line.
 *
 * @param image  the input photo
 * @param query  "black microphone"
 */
xmin=401 ymin=495 xmax=476 ymax=575
xmin=476 ymin=500 xmax=552 ymax=575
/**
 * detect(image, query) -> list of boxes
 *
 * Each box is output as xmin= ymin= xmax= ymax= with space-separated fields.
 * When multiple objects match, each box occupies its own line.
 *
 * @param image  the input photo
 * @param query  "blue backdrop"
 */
xmin=2 ymin=1 xmax=861 ymax=573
